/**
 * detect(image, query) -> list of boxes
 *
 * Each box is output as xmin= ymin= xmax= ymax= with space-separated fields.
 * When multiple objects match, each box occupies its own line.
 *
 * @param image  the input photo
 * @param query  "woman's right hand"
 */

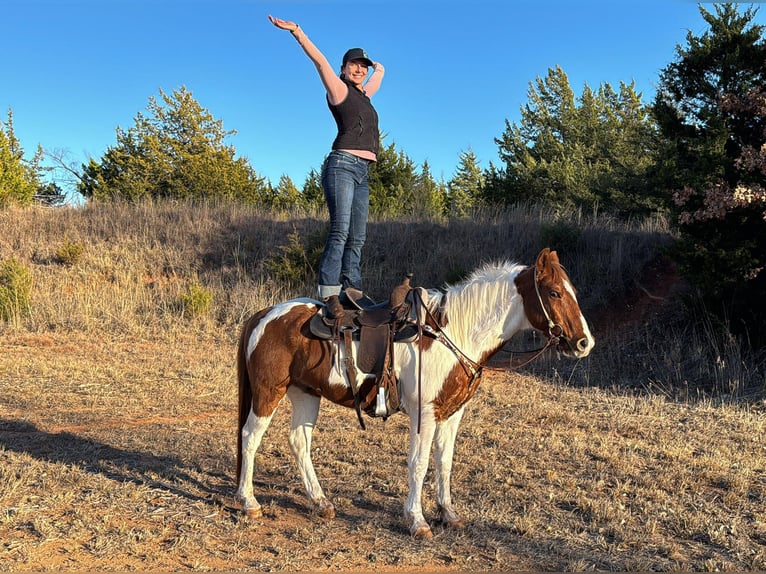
xmin=268 ymin=15 xmax=299 ymax=33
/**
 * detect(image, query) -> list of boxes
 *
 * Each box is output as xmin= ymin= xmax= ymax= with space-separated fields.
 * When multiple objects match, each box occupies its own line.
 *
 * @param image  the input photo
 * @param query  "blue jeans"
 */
xmin=318 ymin=150 xmax=371 ymax=298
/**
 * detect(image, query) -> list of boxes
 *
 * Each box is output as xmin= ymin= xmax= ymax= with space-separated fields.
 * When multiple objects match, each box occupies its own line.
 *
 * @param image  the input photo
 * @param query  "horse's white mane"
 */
xmin=418 ymin=261 xmax=528 ymax=331
xmin=458 ymin=260 xmax=525 ymax=287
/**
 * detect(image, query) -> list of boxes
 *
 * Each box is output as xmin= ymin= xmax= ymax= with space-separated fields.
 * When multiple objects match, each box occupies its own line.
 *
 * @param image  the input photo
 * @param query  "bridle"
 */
xmin=532 ymin=264 xmax=565 ymax=342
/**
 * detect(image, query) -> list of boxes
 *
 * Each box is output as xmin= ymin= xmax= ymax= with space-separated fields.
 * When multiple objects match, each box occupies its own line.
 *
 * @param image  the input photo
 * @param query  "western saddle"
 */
xmin=309 ymin=274 xmax=425 ymax=429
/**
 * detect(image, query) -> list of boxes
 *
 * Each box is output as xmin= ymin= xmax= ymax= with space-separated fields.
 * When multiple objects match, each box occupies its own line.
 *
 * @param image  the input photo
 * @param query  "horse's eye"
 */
xmin=549 ymin=290 xmax=561 ymax=299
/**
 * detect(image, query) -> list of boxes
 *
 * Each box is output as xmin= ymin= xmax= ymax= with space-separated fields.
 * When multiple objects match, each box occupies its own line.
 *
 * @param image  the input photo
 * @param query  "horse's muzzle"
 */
xmin=561 ymin=335 xmax=594 ymax=358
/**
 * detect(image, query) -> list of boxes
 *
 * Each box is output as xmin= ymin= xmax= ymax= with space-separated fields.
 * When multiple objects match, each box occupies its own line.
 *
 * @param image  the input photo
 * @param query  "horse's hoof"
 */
xmin=244 ymin=505 xmax=263 ymax=518
xmin=412 ymin=524 xmax=434 ymax=540
xmin=314 ymin=499 xmax=335 ymax=520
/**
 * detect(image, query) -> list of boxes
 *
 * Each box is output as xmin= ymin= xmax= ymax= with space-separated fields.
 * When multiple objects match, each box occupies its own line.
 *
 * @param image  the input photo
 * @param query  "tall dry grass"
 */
xmin=0 ymin=199 xmax=760 ymax=399
xmin=0 ymin=200 xmax=666 ymax=324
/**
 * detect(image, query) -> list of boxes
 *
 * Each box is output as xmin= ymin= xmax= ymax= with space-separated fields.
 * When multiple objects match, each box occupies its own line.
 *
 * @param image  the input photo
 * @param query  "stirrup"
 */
xmin=374 ymin=387 xmax=387 ymax=417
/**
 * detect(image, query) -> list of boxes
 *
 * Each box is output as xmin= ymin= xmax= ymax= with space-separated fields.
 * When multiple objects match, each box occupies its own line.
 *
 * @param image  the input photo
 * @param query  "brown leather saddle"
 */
xmin=308 ymin=276 xmax=421 ymax=429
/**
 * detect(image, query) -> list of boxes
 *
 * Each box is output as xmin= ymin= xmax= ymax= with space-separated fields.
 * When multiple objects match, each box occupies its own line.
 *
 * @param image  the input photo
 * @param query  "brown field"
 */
xmin=0 ymin=202 xmax=764 ymax=571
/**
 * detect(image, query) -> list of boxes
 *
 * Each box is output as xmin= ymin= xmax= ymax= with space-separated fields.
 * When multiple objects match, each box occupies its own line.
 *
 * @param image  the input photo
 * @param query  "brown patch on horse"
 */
xmin=431 ymin=366 xmax=473 ymax=422
xmin=431 ymin=341 xmax=507 ymax=422
xmin=239 ymin=305 xmax=334 ymax=417
xmin=295 ymin=309 xmax=379 ymax=409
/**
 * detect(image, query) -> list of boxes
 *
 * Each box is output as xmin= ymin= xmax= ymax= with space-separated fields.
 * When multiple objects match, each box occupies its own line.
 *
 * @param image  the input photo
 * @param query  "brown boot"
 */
xmin=324 ymin=295 xmax=345 ymax=320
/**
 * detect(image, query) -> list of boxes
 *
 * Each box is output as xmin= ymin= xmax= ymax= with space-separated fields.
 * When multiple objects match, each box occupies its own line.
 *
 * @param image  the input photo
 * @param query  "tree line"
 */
xmin=1 ymin=4 xmax=764 ymax=346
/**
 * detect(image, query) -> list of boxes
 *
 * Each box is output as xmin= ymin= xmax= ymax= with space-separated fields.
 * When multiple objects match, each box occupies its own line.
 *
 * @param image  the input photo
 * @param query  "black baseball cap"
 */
xmin=342 ymin=48 xmax=373 ymax=68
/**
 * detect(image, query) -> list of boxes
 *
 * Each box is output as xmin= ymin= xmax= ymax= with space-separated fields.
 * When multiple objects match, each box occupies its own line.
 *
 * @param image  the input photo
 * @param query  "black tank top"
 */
xmin=327 ymin=77 xmax=379 ymax=155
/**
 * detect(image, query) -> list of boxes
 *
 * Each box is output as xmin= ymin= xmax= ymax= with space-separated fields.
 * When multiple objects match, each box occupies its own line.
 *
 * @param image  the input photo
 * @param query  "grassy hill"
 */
xmin=0 ymin=201 xmax=764 ymax=571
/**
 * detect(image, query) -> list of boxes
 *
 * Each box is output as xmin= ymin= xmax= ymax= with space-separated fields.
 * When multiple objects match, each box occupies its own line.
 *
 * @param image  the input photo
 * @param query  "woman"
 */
xmin=268 ymin=15 xmax=384 ymax=320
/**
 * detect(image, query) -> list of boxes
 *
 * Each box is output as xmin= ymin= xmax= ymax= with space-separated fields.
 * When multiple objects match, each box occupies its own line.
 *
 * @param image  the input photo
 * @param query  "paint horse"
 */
xmin=235 ymin=248 xmax=594 ymax=539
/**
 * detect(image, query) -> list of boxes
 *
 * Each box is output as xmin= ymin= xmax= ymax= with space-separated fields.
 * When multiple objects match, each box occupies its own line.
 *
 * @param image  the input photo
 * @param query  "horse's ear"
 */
xmin=536 ymin=247 xmax=552 ymax=268
xmin=536 ymin=247 xmax=559 ymax=276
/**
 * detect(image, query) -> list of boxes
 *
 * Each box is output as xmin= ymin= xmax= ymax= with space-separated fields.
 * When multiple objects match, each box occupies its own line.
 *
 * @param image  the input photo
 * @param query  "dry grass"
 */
xmin=0 ymin=201 xmax=765 ymax=571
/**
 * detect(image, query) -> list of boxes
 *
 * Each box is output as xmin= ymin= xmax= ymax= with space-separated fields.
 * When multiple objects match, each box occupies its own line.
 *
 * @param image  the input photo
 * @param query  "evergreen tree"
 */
xmin=301 ymin=168 xmax=324 ymax=209
xmin=34 ymin=181 xmax=67 ymax=207
xmin=0 ymin=109 xmax=39 ymax=207
xmin=368 ymin=138 xmax=418 ymax=216
xmin=271 ymin=174 xmax=302 ymax=209
xmin=652 ymin=3 xmax=766 ymax=345
xmin=447 ymin=149 xmax=485 ymax=217
xmin=78 ymin=87 xmax=268 ymax=202
xmin=412 ymin=160 xmax=447 ymax=219
xmin=493 ymin=65 xmax=658 ymax=212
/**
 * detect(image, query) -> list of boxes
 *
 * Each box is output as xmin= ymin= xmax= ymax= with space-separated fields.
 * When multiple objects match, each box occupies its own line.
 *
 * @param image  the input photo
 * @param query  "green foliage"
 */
xmin=492 ymin=66 xmax=661 ymax=213
xmin=0 ymin=257 xmax=33 ymax=321
xmin=179 ymin=279 xmax=214 ymax=318
xmin=539 ymin=220 xmax=582 ymax=254
xmin=0 ymin=109 xmax=40 ymax=207
xmin=301 ymin=169 xmax=324 ymax=209
xmin=78 ymin=87 xmax=269 ymax=202
xmin=264 ymin=226 xmax=325 ymax=286
xmin=413 ymin=160 xmax=447 ymax=219
xmin=268 ymin=174 xmax=303 ymax=210
xmin=652 ymin=3 xmax=766 ymax=345
xmin=55 ymin=238 xmax=85 ymax=266
xmin=34 ymin=182 xmax=67 ymax=207
xmin=447 ymin=149 xmax=485 ymax=217
xmin=369 ymin=138 xmax=419 ymax=216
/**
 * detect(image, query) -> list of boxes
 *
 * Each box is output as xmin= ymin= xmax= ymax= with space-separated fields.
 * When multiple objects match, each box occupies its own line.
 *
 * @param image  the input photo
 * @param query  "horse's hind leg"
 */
xmin=286 ymin=385 xmax=335 ymax=519
xmin=236 ymin=408 xmax=276 ymax=517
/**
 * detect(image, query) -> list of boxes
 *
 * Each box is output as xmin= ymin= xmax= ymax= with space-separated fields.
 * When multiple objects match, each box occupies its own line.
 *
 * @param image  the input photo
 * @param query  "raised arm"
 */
xmin=364 ymin=62 xmax=385 ymax=98
xmin=268 ymin=15 xmax=347 ymax=104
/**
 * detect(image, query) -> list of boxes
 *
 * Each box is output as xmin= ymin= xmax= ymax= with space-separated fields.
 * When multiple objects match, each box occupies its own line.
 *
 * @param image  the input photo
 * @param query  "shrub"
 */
xmin=540 ymin=220 xmax=582 ymax=253
xmin=55 ymin=238 xmax=85 ymax=266
xmin=179 ymin=279 xmax=214 ymax=318
xmin=265 ymin=227 xmax=324 ymax=286
xmin=0 ymin=257 xmax=33 ymax=321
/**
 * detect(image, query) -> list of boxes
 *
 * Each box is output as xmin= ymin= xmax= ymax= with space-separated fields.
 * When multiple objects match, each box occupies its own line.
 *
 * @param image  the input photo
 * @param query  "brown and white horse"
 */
xmin=235 ymin=248 xmax=594 ymax=539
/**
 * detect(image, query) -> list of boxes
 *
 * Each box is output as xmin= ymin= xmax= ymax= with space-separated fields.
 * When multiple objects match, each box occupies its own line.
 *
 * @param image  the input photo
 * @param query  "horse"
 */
xmin=235 ymin=247 xmax=594 ymax=539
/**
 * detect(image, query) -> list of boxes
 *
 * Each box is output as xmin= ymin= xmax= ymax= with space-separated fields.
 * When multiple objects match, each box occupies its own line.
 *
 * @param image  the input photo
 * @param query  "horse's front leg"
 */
xmin=434 ymin=406 xmax=466 ymax=529
xmin=286 ymin=385 xmax=335 ymax=519
xmin=404 ymin=408 xmax=437 ymax=539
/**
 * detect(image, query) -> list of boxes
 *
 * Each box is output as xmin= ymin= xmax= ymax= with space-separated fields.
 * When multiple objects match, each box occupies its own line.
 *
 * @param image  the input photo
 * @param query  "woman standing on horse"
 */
xmin=268 ymin=15 xmax=385 ymax=320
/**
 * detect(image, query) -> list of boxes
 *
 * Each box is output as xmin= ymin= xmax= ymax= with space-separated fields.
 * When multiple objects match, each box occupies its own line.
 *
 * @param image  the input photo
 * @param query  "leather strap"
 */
xmin=343 ymin=328 xmax=366 ymax=430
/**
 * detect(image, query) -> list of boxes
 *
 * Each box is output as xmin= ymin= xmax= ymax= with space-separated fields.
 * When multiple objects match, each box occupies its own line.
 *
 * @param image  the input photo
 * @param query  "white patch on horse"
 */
xmin=563 ymin=280 xmax=595 ymax=355
xmin=246 ymin=299 xmax=316 ymax=360
xmin=236 ymin=406 xmax=275 ymax=517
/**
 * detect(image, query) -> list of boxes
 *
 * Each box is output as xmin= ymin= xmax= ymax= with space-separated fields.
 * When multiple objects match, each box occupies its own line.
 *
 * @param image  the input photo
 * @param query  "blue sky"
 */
xmin=4 ymin=1 xmax=764 ymax=198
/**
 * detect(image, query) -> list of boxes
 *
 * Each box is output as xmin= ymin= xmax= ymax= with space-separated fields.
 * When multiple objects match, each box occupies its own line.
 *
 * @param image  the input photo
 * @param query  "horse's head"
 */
xmin=516 ymin=248 xmax=594 ymax=359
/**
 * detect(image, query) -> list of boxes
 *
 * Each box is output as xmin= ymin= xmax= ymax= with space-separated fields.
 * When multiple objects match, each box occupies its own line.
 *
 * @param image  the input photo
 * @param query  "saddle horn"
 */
xmin=390 ymin=273 xmax=413 ymax=309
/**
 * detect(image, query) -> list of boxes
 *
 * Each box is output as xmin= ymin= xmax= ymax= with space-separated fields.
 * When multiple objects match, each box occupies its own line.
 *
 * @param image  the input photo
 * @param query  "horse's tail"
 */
xmin=236 ymin=316 xmax=255 ymax=483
